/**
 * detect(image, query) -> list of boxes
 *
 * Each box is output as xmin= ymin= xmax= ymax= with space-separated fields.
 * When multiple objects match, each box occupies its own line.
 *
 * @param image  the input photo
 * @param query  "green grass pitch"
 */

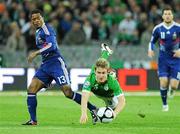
xmin=0 ymin=92 xmax=180 ymax=134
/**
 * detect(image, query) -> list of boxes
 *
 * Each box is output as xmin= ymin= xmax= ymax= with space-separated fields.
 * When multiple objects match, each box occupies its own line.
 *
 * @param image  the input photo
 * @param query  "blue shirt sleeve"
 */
xmin=149 ymin=26 xmax=159 ymax=51
xmin=39 ymin=25 xmax=58 ymax=54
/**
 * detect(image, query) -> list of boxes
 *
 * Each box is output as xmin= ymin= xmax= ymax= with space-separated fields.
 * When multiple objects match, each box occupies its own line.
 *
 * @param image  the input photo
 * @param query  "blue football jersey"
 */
xmin=35 ymin=23 xmax=61 ymax=62
xmin=149 ymin=22 xmax=180 ymax=79
xmin=34 ymin=23 xmax=71 ymax=86
xmin=149 ymin=22 xmax=180 ymax=58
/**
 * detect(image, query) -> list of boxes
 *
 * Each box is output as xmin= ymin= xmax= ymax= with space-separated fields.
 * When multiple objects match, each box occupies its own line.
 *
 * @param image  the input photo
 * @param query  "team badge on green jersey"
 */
xmin=83 ymin=81 xmax=90 ymax=88
xmin=104 ymin=84 xmax=109 ymax=91
xmin=94 ymin=84 xmax=98 ymax=90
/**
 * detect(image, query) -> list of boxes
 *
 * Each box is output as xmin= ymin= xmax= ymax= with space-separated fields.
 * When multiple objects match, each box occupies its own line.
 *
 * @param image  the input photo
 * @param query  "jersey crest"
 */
xmin=83 ymin=81 xmax=90 ymax=88
xmin=172 ymin=32 xmax=177 ymax=40
xmin=104 ymin=84 xmax=109 ymax=91
xmin=94 ymin=84 xmax=98 ymax=90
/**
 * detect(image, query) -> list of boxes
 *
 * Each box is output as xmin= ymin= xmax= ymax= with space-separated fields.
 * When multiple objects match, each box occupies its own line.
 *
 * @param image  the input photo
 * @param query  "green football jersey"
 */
xmin=82 ymin=50 xmax=123 ymax=97
xmin=82 ymin=72 xmax=123 ymax=98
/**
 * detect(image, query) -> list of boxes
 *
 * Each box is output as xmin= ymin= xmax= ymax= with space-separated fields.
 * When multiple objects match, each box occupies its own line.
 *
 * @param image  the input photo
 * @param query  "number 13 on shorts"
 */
xmin=57 ymin=76 xmax=67 ymax=85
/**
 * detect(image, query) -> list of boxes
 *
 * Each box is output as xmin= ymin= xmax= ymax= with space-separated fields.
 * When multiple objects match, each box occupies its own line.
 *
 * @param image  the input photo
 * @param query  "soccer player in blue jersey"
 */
xmin=148 ymin=6 xmax=180 ymax=111
xmin=22 ymin=9 xmax=97 ymax=125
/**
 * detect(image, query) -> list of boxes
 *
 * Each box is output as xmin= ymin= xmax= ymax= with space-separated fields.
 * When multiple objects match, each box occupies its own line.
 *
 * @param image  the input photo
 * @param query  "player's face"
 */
xmin=162 ymin=10 xmax=173 ymax=24
xmin=95 ymin=67 xmax=108 ymax=83
xmin=31 ymin=13 xmax=44 ymax=28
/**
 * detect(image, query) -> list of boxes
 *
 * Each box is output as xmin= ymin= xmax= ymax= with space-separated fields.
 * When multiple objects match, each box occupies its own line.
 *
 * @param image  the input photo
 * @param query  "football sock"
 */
xmin=27 ymin=93 xmax=37 ymax=122
xmin=160 ymin=87 xmax=168 ymax=105
xmin=72 ymin=92 xmax=97 ymax=111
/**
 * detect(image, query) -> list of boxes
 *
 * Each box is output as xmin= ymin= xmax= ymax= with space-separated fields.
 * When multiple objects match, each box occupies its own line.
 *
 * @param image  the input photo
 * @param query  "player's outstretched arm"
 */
xmin=148 ymin=41 xmax=155 ymax=58
xmin=80 ymin=91 xmax=90 ymax=124
xmin=113 ymin=95 xmax=126 ymax=118
xmin=148 ymin=25 xmax=159 ymax=58
xmin=27 ymin=50 xmax=40 ymax=63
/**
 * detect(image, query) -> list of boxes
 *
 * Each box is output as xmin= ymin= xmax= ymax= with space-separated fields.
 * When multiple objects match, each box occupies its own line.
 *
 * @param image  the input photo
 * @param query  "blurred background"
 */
xmin=0 ymin=0 xmax=179 ymax=92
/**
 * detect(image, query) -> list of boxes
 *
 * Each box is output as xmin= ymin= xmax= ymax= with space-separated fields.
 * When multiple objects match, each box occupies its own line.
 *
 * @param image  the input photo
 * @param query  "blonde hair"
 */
xmin=95 ymin=58 xmax=110 ymax=69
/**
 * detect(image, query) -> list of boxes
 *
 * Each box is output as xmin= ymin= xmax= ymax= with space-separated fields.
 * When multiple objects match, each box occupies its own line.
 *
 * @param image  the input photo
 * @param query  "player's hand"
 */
xmin=113 ymin=111 xmax=117 ymax=119
xmin=27 ymin=51 xmax=38 ymax=63
xmin=80 ymin=113 xmax=88 ymax=124
xmin=173 ymin=50 xmax=180 ymax=58
xmin=148 ymin=50 xmax=154 ymax=58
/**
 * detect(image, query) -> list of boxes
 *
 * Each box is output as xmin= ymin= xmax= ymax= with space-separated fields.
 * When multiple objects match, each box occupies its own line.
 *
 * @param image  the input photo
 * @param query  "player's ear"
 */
xmin=171 ymin=14 xmax=174 ymax=19
xmin=40 ymin=15 xmax=44 ymax=20
xmin=162 ymin=14 xmax=164 ymax=20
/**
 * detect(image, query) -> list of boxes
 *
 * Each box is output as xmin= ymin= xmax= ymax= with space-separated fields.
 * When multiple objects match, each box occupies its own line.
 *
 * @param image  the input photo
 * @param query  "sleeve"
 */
xmin=82 ymin=76 xmax=92 ymax=92
xmin=178 ymin=26 xmax=180 ymax=49
xmin=39 ymin=25 xmax=57 ymax=53
xmin=148 ymin=26 xmax=159 ymax=51
xmin=111 ymin=77 xmax=123 ymax=97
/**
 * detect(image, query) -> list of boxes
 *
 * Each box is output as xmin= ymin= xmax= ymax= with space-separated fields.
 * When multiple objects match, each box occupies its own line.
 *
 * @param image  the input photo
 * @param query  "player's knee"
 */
xmin=64 ymin=90 xmax=73 ymax=99
xmin=61 ymin=86 xmax=73 ymax=99
xmin=171 ymin=86 xmax=177 ymax=90
xmin=160 ymin=83 xmax=168 ymax=89
xmin=28 ymin=83 xmax=38 ymax=93
xmin=160 ymin=78 xmax=168 ymax=88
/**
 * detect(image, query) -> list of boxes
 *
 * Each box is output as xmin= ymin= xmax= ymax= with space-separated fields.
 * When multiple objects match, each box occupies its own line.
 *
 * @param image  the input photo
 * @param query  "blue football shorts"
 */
xmin=158 ymin=57 xmax=180 ymax=80
xmin=34 ymin=57 xmax=71 ymax=87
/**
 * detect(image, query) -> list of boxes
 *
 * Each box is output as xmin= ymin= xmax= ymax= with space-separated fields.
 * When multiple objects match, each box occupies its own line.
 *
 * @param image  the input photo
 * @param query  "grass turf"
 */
xmin=0 ymin=92 xmax=180 ymax=134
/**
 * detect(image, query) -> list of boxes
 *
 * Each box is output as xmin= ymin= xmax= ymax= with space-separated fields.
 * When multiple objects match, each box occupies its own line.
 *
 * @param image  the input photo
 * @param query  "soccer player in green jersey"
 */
xmin=80 ymin=44 xmax=126 ymax=124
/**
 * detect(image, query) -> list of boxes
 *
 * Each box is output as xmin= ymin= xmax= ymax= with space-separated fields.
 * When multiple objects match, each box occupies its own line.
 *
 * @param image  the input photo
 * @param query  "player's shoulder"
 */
xmin=41 ymin=23 xmax=55 ymax=35
xmin=161 ymin=22 xmax=179 ymax=30
xmin=90 ymin=73 xmax=96 ymax=81
xmin=173 ymin=22 xmax=180 ymax=28
xmin=83 ymin=73 xmax=96 ymax=88
xmin=152 ymin=22 xmax=163 ymax=32
xmin=86 ymin=73 xmax=95 ymax=82
xmin=45 ymin=23 xmax=54 ymax=30
xmin=108 ymin=74 xmax=118 ymax=83
xmin=107 ymin=75 xmax=120 ymax=89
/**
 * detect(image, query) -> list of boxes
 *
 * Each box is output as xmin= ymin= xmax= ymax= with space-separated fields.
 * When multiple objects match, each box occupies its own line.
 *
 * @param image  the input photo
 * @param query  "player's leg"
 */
xmin=22 ymin=78 xmax=45 ymax=125
xmin=88 ymin=43 xmax=113 ymax=73
xmin=23 ymin=67 xmax=52 ymax=125
xmin=101 ymin=43 xmax=113 ymax=60
xmin=168 ymin=85 xmax=173 ymax=98
xmin=60 ymin=85 xmax=97 ymax=111
xmin=52 ymin=58 xmax=97 ymax=111
xmin=52 ymin=58 xmax=99 ymax=124
xmin=158 ymin=58 xmax=170 ymax=111
xmin=101 ymin=43 xmax=117 ymax=77
xmin=61 ymin=84 xmax=100 ymax=124
xmin=169 ymin=61 xmax=180 ymax=97
xmin=159 ymin=77 xmax=169 ymax=111
xmin=169 ymin=79 xmax=179 ymax=97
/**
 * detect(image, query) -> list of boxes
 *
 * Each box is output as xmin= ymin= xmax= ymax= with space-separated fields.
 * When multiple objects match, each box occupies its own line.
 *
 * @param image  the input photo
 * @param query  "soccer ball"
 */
xmin=97 ymin=107 xmax=114 ymax=123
